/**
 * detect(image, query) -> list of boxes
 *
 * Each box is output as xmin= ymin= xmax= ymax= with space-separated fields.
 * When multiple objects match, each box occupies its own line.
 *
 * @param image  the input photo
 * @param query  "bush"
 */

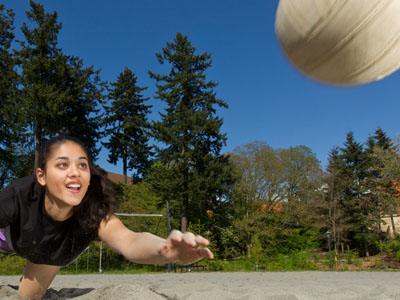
xmin=203 ymin=251 xmax=319 ymax=272
xmin=264 ymin=251 xmax=319 ymax=271
xmin=204 ymin=258 xmax=257 ymax=272
xmin=381 ymin=239 xmax=400 ymax=253
xmin=264 ymin=226 xmax=322 ymax=256
xmin=344 ymin=249 xmax=359 ymax=265
xmin=0 ymin=252 xmax=26 ymax=275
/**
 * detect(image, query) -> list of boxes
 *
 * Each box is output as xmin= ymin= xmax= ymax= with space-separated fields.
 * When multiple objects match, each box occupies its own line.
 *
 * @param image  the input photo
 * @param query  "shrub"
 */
xmin=265 ymin=251 xmax=318 ymax=271
xmin=381 ymin=239 xmax=400 ymax=253
xmin=0 ymin=253 xmax=26 ymax=275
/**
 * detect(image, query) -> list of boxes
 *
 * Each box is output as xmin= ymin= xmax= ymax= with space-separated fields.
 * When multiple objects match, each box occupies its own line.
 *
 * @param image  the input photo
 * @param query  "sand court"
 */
xmin=1 ymin=272 xmax=400 ymax=299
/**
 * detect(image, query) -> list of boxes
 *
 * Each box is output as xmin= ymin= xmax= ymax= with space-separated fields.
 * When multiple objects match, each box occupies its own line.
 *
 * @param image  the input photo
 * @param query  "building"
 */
xmin=106 ymin=172 xmax=133 ymax=185
xmin=381 ymin=206 xmax=400 ymax=237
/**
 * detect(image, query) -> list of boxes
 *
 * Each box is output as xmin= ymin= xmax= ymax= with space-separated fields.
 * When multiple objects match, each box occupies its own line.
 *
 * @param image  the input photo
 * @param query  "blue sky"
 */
xmin=3 ymin=0 xmax=400 ymax=173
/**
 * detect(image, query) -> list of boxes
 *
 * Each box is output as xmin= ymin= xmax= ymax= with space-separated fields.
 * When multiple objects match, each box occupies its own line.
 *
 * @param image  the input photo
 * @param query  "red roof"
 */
xmin=106 ymin=172 xmax=133 ymax=185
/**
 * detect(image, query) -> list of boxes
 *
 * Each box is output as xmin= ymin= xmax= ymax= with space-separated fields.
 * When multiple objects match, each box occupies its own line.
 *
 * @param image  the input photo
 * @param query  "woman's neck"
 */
xmin=44 ymin=194 xmax=73 ymax=221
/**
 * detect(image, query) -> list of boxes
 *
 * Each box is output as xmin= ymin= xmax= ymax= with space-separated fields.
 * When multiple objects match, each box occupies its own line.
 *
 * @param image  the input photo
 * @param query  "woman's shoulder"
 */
xmin=0 ymin=176 xmax=42 ymax=227
xmin=9 ymin=175 xmax=36 ymax=185
xmin=2 ymin=175 xmax=43 ymax=202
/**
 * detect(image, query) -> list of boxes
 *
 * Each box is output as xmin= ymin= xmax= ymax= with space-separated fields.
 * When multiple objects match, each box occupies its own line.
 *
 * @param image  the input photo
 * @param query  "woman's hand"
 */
xmin=159 ymin=230 xmax=214 ymax=265
xmin=99 ymin=216 xmax=213 ymax=265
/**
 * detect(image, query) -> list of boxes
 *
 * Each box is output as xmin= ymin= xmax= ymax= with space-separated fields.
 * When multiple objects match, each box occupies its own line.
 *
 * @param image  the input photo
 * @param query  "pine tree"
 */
xmin=326 ymin=147 xmax=342 ymax=174
xmin=321 ymin=147 xmax=350 ymax=253
xmin=0 ymin=4 xmax=14 ymax=149
xmin=103 ymin=67 xmax=152 ymax=183
xmin=56 ymin=55 xmax=105 ymax=159
xmin=0 ymin=4 xmax=24 ymax=185
xmin=373 ymin=128 xmax=395 ymax=150
xmin=18 ymin=1 xmax=104 ymax=161
xmin=366 ymin=128 xmax=399 ymax=239
xmin=340 ymin=132 xmax=377 ymax=256
xmin=148 ymin=32 xmax=232 ymax=232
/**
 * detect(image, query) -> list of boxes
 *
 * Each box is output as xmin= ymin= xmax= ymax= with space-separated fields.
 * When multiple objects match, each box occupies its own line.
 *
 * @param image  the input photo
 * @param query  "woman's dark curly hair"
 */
xmin=38 ymin=135 xmax=116 ymax=230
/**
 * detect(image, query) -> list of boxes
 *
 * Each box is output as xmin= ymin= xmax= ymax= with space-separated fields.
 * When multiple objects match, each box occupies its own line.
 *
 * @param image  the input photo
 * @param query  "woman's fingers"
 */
xmin=164 ymin=230 xmax=214 ymax=264
xmin=197 ymin=247 xmax=214 ymax=259
xmin=168 ymin=230 xmax=183 ymax=243
xmin=169 ymin=230 xmax=210 ymax=248
xmin=181 ymin=232 xmax=197 ymax=247
xmin=194 ymin=235 xmax=210 ymax=246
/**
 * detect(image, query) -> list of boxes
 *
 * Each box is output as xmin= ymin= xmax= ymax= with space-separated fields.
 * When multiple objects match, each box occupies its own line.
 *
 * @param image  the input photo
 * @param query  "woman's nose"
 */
xmin=68 ymin=165 xmax=80 ymax=177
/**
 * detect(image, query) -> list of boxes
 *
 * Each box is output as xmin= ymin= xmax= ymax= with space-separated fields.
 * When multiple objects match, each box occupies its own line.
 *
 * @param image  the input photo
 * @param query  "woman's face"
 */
xmin=36 ymin=141 xmax=91 ymax=208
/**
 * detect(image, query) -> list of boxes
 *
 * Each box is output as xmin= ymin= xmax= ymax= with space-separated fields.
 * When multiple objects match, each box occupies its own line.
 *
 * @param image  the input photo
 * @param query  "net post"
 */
xmin=167 ymin=201 xmax=171 ymax=273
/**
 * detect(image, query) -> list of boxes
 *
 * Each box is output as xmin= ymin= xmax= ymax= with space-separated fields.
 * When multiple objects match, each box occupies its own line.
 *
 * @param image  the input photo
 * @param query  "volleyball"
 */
xmin=275 ymin=0 xmax=400 ymax=86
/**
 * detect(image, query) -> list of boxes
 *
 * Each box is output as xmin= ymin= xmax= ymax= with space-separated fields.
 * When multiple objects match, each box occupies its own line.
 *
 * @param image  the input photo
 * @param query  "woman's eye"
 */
xmin=79 ymin=163 xmax=88 ymax=169
xmin=58 ymin=163 xmax=68 ymax=169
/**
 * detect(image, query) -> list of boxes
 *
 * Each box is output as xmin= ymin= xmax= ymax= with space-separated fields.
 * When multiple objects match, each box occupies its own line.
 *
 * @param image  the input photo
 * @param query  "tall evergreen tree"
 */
xmin=319 ymin=147 xmax=350 ymax=253
xmin=373 ymin=128 xmax=395 ymax=150
xmin=103 ymin=67 xmax=152 ymax=183
xmin=326 ymin=147 xmax=342 ymax=174
xmin=18 ymin=1 xmax=104 ymax=162
xmin=148 ymin=32 xmax=232 ymax=232
xmin=0 ymin=4 xmax=14 ymax=151
xmin=340 ymin=131 xmax=377 ymax=256
xmin=365 ymin=128 xmax=398 ymax=239
xmin=0 ymin=4 xmax=17 ymax=143
xmin=0 ymin=4 xmax=24 ymax=185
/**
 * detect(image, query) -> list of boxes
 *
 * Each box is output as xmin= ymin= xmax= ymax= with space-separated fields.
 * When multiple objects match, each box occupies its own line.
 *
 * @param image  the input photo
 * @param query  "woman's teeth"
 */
xmin=67 ymin=184 xmax=81 ymax=190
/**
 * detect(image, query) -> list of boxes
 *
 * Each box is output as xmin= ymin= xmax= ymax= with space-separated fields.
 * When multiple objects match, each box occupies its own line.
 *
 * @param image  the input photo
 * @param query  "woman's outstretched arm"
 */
xmin=18 ymin=261 xmax=60 ymax=299
xmin=98 ymin=215 xmax=213 ymax=265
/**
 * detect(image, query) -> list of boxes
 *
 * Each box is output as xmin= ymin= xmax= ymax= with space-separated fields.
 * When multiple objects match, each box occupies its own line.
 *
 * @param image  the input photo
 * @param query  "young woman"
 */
xmin=0 ymin=135 xmax=213 ymax=299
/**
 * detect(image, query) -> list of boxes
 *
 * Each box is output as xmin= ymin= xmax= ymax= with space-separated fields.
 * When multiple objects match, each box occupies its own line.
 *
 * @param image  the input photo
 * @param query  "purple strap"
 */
xmin=0 ymin=229 xmax=13 ymax=252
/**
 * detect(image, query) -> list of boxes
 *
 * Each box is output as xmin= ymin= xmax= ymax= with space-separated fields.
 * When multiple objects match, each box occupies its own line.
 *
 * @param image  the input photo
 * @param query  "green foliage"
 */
xmin=268 ymin=227 xmax=322 ymax=256
xmin=18 ymin=0 xmax=104 ymax=159
xmin=321 ymin=129 xmax=399 ymax=257
xmin=249 ymin=235 xmax=263 ymax=258
xmin=344 ymin=248 xmax=359 ymax=265
xmin=0 ymin=4 xmax=25 ymax=185
xmin=229 ymin=142 xmax=323 ymax=258
xmin=148 ymin=32 xmax=233 ymax=232
xmin=205 ymin=258 xmax=257 ymax=272
xmin=206 ymin=224 xmax=242 ymax=259
xmin=0 ymin=252 xmax=26 ymax=275
xmin=265 ymin=252 xmax=319 ymax=271
xmin=380 ymin=238 xmax=400 ymax=253
xmin=116 ymin=182 xmax=167 ymax=237
xmin=204 ymin=251 xmax=319 ymax=272
xmin=103 ymin=67 xmax=152 ymax=182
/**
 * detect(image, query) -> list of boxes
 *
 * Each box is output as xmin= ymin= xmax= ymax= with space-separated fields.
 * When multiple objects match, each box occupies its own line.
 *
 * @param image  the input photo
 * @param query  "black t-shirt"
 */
xmin=0 ymin=176 xmax=98 ymax=266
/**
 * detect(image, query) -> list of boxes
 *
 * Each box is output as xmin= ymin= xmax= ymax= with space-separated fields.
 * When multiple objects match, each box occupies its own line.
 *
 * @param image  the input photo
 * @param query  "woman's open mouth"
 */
xmin=66 ymin=183 xmax=82 ymax=193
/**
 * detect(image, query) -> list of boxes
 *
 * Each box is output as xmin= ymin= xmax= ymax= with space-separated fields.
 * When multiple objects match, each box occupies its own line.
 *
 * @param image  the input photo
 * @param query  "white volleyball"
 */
xmin=275 ymin=0 xmax=400 ymax=86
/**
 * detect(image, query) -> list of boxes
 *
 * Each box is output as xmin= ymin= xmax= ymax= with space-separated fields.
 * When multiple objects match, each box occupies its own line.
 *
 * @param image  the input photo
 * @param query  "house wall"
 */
xmin=381 ymin=215 xmax=400 ymax=237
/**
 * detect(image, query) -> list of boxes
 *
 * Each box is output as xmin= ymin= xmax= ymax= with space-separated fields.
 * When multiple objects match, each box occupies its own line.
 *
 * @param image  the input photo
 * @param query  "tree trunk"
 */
xmin=123 ymin=148 xmax=128 ymax=185
xmin=34 ymin=149 xmax=39 ymax=170
xmin=390 ymin=214 xmax=396 ymax=238
xmin=34 ymin=130 xmax=42 ymax=170
xmin=123 ymin=158 xmax=127 ymax=185
xmin=181 ymin=196 xmax=189 ymax=232
xmin=181 ymin=162 xmax=189 ymax=232
xmin=364 ymin=239 xmax=369 ymax=257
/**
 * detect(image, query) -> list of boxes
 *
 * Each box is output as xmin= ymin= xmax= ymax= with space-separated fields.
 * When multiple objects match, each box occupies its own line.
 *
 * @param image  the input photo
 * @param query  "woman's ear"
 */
xmin=36 ymin=168 xmax=46 ymax=186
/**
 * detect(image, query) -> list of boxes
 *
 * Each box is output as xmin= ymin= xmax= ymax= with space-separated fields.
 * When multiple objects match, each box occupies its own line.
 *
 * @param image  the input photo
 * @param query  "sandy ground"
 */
xmin=1 ymin=272 xmax=400 ymax=300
